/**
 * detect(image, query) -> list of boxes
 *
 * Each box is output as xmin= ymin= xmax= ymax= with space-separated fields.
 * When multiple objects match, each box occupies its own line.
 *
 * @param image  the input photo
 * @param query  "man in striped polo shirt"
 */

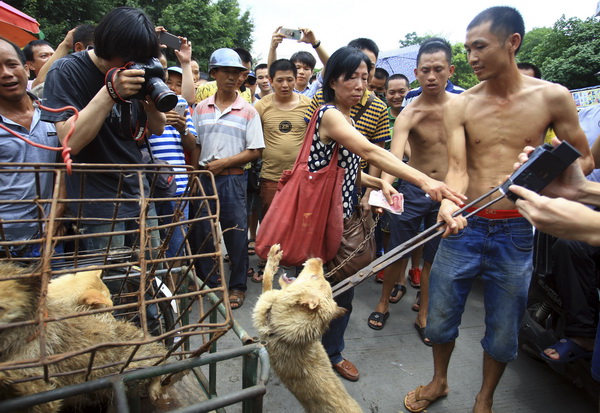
xmin=191 ymin=48 xmax=265 ymax=310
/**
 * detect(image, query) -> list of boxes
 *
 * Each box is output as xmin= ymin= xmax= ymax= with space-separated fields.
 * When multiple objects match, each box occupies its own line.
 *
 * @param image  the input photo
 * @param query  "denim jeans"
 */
xmin=81 ymin=204 xmax=160 ymax=255
xmin=322 ymin=287 xmax=354 ymax=365
xmin=155 ymin=200 xmax=190 ymax=258
xmin=426 ymin=215 xmax=533 ymax=363
xmin=192 ymin=174 xmax=248 ymax=292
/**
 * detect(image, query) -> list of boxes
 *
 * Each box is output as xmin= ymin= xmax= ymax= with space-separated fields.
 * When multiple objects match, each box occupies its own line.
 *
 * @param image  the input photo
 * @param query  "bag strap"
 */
xmin=295 ymin=105 xmax=340 ymax=169
xmin=352 ymin=92 xmax=375 ymax=123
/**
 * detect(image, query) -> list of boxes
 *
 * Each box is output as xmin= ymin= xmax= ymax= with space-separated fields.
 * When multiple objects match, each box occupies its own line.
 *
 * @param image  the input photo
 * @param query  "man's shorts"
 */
xmin=388 ymin=180 xmax=440 ymax=263
xmin=426 ymin=215 xmax=533 ymax=363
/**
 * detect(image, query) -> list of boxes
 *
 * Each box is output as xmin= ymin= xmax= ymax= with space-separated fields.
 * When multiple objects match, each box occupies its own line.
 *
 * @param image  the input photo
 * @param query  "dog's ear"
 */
xmin=76 ymin=269 xmax=103 ymax=279
xmin=298 ymin=294 xmax=320 ymax=311
xmin=333 ymin=306 xmax=347 ymax=319
xmin=79 ymin=289 xmax=113 ymax=309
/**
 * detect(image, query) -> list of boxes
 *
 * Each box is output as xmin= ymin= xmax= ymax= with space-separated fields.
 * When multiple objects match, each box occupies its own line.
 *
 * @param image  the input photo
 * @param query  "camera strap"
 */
xmin=121 ymin=100 xmax=148 ymax=141
xmin=105 ymin=66 xmax=130 ymax=104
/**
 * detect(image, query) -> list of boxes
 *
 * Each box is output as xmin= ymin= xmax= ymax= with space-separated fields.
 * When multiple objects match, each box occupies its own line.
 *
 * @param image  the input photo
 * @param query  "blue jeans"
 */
xmin=388 ymin=180 xmax=440 ymax=263
xmin=81 ymin=204 xmax=160 ymax=253
xmin=155 ymin=200 xmax=190 ymax=258
xmin=426 ymin=215 xmax=533 ymax=363
xmin=322 ymin=287 xmax=354 ymax=365
xmin=193 ymin=174 xmax=248 ymax=292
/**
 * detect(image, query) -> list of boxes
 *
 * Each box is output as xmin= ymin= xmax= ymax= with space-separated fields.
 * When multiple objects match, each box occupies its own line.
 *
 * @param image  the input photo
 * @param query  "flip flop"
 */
xmin=248 ymin=239 xmax=256 ymax=255
xmin=389 ymin=284 xmax=407 ymax=303
xmin=367 ymin=311 xmax=390 ymax=330
xmin=414 ymin=322 xmax=432 ymax=346
xmin=404 ymin=385 xmax=447 ymax=413
xmin=257 ymin=259 xmax=267 ymax=269
xmin=412 ymin=291 xmax=420 ymax=312
xmin=540 ymin=338 xmax=593 ymax=364
xmin=246 ymin=267 xmax=255 ymax=277
xmin=251 ymin=270 xmax=264 ymax=283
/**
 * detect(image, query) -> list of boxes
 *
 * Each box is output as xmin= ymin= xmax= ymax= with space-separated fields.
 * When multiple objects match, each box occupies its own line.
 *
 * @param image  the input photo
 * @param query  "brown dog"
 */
xmin=253 ymin=245 xmax=363 ymax=413
xmin=0 ymin=262 xmax=167 ymax=412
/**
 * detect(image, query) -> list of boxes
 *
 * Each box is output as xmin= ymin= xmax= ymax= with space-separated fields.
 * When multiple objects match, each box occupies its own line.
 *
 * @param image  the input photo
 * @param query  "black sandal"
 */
xmin=389 ymin=284 xmax=407 ymax=304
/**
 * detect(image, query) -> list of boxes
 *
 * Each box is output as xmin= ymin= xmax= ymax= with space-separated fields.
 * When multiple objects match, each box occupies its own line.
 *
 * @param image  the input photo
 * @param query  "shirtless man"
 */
xmin=403 ymin=7 xmax=593 ymax=413
xmin=368 ymin=39 xmax=459 ymax=342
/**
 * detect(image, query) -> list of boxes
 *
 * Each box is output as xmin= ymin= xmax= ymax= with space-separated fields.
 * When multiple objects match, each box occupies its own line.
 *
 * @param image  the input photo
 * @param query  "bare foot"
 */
xmin=473 ymin=394 xmax=493 ymax=413
xmin=404 ymin=382 xmax=449 ymax=412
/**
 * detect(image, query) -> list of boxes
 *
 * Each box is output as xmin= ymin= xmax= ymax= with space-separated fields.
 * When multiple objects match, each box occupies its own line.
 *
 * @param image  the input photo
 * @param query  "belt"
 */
xmin=216 ymin=167 xmax=245 ymax=176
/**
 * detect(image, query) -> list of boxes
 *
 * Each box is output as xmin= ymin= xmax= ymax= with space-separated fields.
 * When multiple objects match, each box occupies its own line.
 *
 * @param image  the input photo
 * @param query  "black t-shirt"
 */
xmin=41 ymin=51 xmax=146 ymax=219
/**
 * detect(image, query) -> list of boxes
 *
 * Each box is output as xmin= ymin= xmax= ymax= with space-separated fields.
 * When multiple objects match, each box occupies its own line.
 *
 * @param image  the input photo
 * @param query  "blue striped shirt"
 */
xmin=147 ymin=96 xmax=197 ymax=195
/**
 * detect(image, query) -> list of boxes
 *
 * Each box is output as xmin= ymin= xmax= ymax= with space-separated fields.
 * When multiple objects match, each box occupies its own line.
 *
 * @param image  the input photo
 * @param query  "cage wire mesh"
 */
xmin=0 ymin=162 xmax=233 ymax=407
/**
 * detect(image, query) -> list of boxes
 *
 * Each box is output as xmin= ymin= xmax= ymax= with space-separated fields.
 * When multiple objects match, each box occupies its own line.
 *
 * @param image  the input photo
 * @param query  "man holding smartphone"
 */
xmin=147 ymin=66 xmax=197 ymax=258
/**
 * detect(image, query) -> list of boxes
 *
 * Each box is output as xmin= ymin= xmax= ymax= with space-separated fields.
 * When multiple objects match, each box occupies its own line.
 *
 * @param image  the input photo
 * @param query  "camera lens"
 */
xmin=145 ymin=77 xmax=178 ymax=112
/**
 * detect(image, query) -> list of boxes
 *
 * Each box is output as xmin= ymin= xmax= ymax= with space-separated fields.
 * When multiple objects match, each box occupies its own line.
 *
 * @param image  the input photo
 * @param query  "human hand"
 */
xmin=437 ymin=199 xmax=467 ymax=237
xmin=205 ymin=159 xmax=228 ymax=176
xmin=165 ymin=111 xmax=187 ymax=132
xmin=271 ymin=26 xmax=284 ymax=49
xmin=60 ymin=28 xmax=75 ymax=51
xmin=421 ymin=177 xmax=467 ymax=205
xmin=298 ymin=28 xmax=317 ymax=46
xmin=510 ymin=184 xmax=600 ymax=245
xmin=512 ymin=137 xmax=587 ymax=201
xmin=175 ymin=38 xmax=191 ymax=64
xmin=115 ymin=68 xmax=145 ymax=98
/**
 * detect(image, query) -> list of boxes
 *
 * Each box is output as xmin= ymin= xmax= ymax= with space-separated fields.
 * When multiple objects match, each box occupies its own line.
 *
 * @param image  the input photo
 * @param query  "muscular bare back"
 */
xmin=391 ymin=92 xmax=458 ymax=182
xmin=446 ymin=75 xmax=592 ymax=210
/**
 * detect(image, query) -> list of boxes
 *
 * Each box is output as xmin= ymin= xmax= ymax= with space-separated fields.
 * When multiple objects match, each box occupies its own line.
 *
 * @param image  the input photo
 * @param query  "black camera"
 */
xmin=126 ymin=58 xmax=178 ymax=112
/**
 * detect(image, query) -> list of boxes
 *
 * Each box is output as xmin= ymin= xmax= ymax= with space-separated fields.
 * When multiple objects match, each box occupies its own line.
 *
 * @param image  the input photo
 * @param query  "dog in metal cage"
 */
xmin=0 ymin=262 xmax=166 ymax=412
xmin=252 ymin=245 xmax=362 ymax=413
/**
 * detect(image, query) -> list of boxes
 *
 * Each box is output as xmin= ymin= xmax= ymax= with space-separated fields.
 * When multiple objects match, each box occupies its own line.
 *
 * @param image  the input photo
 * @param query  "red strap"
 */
xmin=105 ymin=67 xmax=130 ymax=104
xmin=465 ymin=207 xmax=523 ymax=219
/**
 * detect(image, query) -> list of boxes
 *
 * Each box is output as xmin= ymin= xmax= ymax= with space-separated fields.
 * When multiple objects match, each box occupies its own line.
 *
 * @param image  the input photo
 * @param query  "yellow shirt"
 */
xmin=255 ymin=94 xmax=312 ymax=181
xmin=194 ymin=81 xmax=252 ymax=104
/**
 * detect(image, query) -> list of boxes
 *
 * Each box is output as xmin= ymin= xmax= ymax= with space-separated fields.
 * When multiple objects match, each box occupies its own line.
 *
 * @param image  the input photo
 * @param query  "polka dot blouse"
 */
xmin=307 ymin=105 xmax=360 ymax=219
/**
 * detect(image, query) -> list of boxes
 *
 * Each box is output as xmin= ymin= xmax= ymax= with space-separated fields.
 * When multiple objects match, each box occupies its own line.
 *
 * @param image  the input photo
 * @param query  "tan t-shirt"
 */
xmin=255 ymin=93 xmax=312 ymax=181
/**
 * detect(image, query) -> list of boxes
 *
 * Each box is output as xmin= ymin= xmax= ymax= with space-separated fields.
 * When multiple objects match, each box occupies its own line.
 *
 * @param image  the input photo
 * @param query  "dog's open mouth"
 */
xmin=281 ymin=274 xmax=296 ymax=284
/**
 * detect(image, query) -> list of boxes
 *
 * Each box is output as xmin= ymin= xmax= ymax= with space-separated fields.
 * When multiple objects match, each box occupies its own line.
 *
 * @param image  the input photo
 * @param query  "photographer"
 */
xmin=41 ymin=7 xmax=167 ymax=250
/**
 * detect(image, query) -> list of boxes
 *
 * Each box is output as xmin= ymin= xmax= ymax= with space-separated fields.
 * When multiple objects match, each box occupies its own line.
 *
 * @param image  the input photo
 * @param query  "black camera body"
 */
xmin=500 ymin=141 xmax=581 ymax=202
xmin=126 ymin=58 xmax=178 ymax=112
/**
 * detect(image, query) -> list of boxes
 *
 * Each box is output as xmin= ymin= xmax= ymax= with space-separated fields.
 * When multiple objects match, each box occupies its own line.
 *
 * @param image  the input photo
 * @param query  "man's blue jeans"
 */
xmin=427 ymin=216 xmax=533 ymax=363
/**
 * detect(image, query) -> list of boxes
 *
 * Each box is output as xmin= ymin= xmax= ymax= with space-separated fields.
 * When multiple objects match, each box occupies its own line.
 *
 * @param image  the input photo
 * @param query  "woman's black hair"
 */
xmin=322 ymin=46 xmax=372 ymax=103
xmin=94 ymin=7 xmax=159 ymax=63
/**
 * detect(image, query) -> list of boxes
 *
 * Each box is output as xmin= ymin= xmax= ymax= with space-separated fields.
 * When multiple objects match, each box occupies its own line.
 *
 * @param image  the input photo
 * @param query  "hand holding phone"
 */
xmin=173 ymin=102 xmax=187 ymax=117
xmin=279 ymin=27 xmax=302 ymax=41
xmin=158 ymin=31 xmax=182 ymax=50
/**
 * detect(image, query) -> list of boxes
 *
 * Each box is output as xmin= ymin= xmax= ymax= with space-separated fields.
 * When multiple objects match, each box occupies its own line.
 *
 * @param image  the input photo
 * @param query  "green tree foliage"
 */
xmin=398 ymin=32 xmax=430 ymax=48
xmin=520 ymin=16 xmax=600 ymax=89
xmin=157 ymin=0 xmax=254 ymax=70
xmin=517 ymin=27 xmax=552 ymax=63
xmin=13 ymin=0 xmax=253 ymax=70
xmin=450 ymin=43 xmax=478 ymax=90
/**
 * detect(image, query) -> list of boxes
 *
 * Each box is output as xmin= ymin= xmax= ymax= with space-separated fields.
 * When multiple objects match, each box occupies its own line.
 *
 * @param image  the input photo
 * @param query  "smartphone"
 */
xmin=158 ymin=31 xmax=182 ymax=50
xmin=173 ymin=101 xmax=187 ymax=117
xmin=279 ymin=27 xmax=301 ymax=40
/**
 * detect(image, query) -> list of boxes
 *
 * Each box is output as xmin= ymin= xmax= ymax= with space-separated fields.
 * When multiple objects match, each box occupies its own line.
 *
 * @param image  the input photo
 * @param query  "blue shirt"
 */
xmin=147 ymin=96 xmax=197 ymax=195
xmin=403 ymin=80 xmax=465 ymax=106
xmin=0 ymin=102 xmax=59 ymax=242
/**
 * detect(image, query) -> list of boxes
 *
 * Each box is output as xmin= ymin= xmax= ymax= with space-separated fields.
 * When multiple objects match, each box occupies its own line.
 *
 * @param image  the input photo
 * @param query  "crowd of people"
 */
xmin=0 ymin=4 xmax=599 ymax=413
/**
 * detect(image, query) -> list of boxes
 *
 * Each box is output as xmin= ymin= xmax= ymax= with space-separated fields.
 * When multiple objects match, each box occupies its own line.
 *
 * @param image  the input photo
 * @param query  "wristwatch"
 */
xmin=180 ymin=127 xmax=189 ymax=136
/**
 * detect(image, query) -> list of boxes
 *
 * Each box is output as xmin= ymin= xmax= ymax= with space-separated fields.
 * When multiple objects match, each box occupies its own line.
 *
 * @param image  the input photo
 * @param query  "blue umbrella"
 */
xmin=376 ymin=44 xmax=419 ymax=84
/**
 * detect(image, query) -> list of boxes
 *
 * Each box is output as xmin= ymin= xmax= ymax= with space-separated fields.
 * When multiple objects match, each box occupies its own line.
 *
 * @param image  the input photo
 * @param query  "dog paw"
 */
xmin=267 ymin=244 xmax=283 ymax=264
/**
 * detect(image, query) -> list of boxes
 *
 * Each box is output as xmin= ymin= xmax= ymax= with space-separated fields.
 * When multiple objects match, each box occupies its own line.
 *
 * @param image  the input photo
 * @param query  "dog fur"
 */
xmin=0 ymin=262 xmax=167 ymax=412
xmin=253 ymin=245 xmax=363 ymax=413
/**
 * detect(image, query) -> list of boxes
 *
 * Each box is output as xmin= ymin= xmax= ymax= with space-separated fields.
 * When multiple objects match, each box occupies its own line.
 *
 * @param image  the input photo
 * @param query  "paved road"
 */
xmin=205 ymin=255 xmax=598 ymax=413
